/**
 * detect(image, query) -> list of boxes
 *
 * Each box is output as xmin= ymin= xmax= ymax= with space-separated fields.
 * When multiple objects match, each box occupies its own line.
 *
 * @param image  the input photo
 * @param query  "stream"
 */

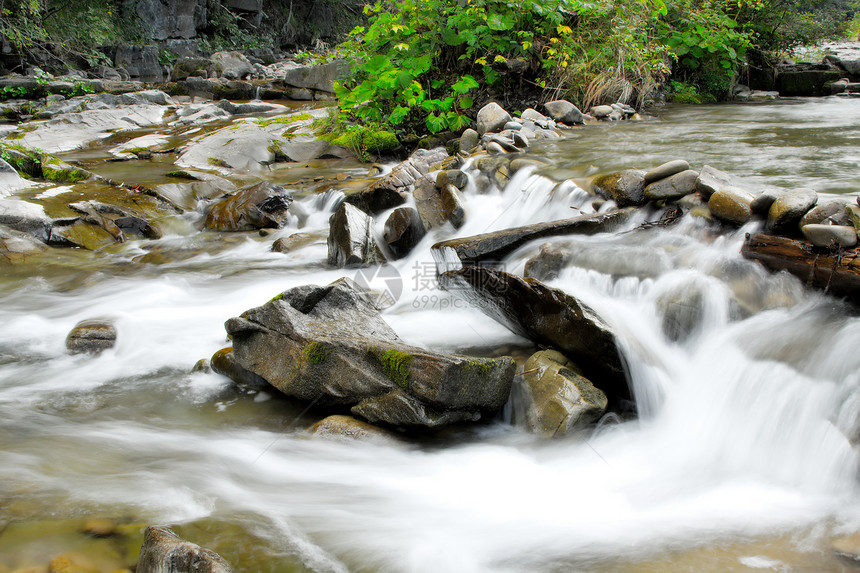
xmin=1 ymin=96 xmax=860 ymax=572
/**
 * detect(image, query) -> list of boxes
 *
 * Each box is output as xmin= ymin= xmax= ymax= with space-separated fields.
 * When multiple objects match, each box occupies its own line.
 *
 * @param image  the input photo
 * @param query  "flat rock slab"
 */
xmin=224 ymin=278 xmax=515 ymax=428
xmin=438 ymin=266 xmax=631 ymax=409
xmin=431 ymin=208 xmax=634 ymax=266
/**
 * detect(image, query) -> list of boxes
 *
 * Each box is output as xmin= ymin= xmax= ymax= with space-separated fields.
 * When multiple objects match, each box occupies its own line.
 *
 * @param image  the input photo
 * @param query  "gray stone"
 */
xmin=476 ymin=102 xmax=512 ymax=135
xmin=520 ymin=349 xmax=607 ymax=437
xmin=847 ymin=204 xmax=860 ymax=236
xmin=655 ymin=281 xmax=707 ymax=342
xmin=0 ymin=224 xmax=46 ymax=264
xmin=436 ymin=169 xmax=468 ymax=190
xmin=137 ymin=526 xmax=234 ymax=573
xmin=512 ymin=131 xmax=529 ymax=149
xmin=0 ymin=157 xmax=37 ymax=197
xmin=203 ymin=181 xmax=293 ymax=232
xmin=0 ymin=199 xmax=51 ymax=241
xmin=543 ymin=100 xmax=584 ymax=125
xmin=591 ymin=169 xmax=647 ymax=207
xmin=767 ymin=188 xmax=818 ymax=233
xmin=225 ymin=278 xmax=515 ymax=427
xmin=801 ymin=224 xmax=858 ymax=248
xmin=212 ymin=51 xmax=253 ymax=80
xmin=800 ymin=198 xmax=853 ymax=227
xmin=750 ymin=188 xmax=780 ymax=216
xmin=460 ymin=128 xmax=479 ymax=153
xmin=282 ymin=60 xmax=347 ymax=94
xmin=520 ymin=108 xmax=549 ymax=123
xmin=115 ymin=45 xmax=163 ymax=82
xmin=695 ymin=165 xmax=750 ymax=199
xmin=524 ymin=243 xmax=569 ymax=281
xmin=383 ymin=207 xmax=425 ymax=259
xmin=172 ymin=56 xmax=217 ymax=81
xmin=440 ymin=184 xmax=466 ymax=229
xmin=486 ymin=141 xmax=506 ymax=155
xmin=271 ymin=232 xmax=317 ymax=253
xmin=644 ymin=159 xmax=690 ymax=184
xmin=327 ymin=202 xmax=381 ymax=267
xmin=131 ymin=0 xmax=205 ymax=40
xmin=439 ymin=267 xmax=630 ymax=408
xmin=210 ymin=347 xmax=267 ymax=387
xmin=589 ymin=105 xmax=614 ymax=119
xmin=644 ymin=169 xmax=699 ymax=201
xmin=66 ymin=319 xmax=117 ymax=355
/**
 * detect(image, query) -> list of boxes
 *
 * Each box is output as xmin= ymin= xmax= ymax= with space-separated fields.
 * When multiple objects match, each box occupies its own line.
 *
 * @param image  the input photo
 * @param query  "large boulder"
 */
xmin=519 ymin=350 xmax=608 ymax=437
xmin=591 ymin=170 xmax=647 ymax=207
xmin=0 ymin=198 xmax=51 ymax=241
xmin=439 ymin=267 xmax=630 ymax=409
xmin=131 ymin=0 xmax=205 ymax=40
xmin=202 ymin=182 xmax=293 ymax=231
xmin=282 ymin=61 xmax=347 ymax=94
xmin=212 ymin=51 xmax=253 ymax=80
xmin=115 ymin=45 xmax=164 ymax=83
xmin=431 ymin=208 xmax=633 ymax=266
xmin=708 ymin=187 xmax=755 ymax=226
xmin=137 ymin=526 xmax=234 ymax=573
xmin=224 ymin=278 xmax=516 ymax=427
xmin=383 ymin=207 xmax=425 ymax=259
xmin=327 ymin=202 xmax=382 ymax=267
xmin=644 ymin=169 xmax=699 ymax=202
xmin=0 ymin=157 xmax=38 ymax=197
xmin=0 ymin=224 xmax=47 ymax=264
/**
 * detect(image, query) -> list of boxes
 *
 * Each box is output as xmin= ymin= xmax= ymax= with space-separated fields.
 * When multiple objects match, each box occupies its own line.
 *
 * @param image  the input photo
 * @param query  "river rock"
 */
xmin=440 ymin=184 xmax=466 ymax=229
xmin=40 ymin=157 xmax=93 ymax=183
xmin=137 ymin=526 xmax=234 ymax=573
xmin=589 ymin=105 xmax=614 ymax=119
xmin=543 ymin=100 xmax=584 ymax=125
xmin=210 ymin=347 xmax=268 ymax=387
xmin=438 ymin=267 xmax=630 ymax=408
xmin=0 ymin=157 xmax=37 ymax=197
xmin=437 ymin=169 xmax=468 ymax=190
xmin=383 ymin=207 xmax=425 ymax=259
xmin=750 ymin=188 xmax=781 ymax=216
xmin=282 ymin=60 xmax=346 ymax=94
xmin=695 ymin=165 xmax=752 ymax=200
xmin=524 ymin=242 xmax=570 ymax=281
xmin=66 ymin=319 xmax=117 ymax=355
xmin=225 ymin=278 xmax=515 ymax=427
xmin=431 ymin=208 xmax=633 ymax=266
xmin=0 ymin=224 xmax=47 ymax=263
xmin=800 ymin=198 xmax=852 ymax=227
xmin=307 ymin=415 xmax=401 ymax=445
xmin=801 ymin=224 xmax=858 ymax=248
xmin=49 ymin=218 xmax=119 ymax=250
xmin=212 ymin=51 xmax=253 ymax=80
xmin=766 ymin=188 xmax=818 ymax=233
xmin=327 ymin=202 xmax=382 ymax=267
xmin=644 ymin=169 xmax=699 ymax=201
xmin=847 ymin=205 xmax=860 ymax=235
xmin=0 ymin=199 xmax=51 ymax=241
xmin=521 ymin=108 xmax=550 ymax=124
xmin=271 ymin=232 xmax=317 ymax=253
xmin=460 ymin=128 xmax=479 ymax=153
xmin=654 ymin=279 xmax=707 ymax=342
xmin=591 ymin=170 xmax=647 ymax=207
xmin=203 ymin=182 xmax=293 ymax=232
xmin=343 ymin=148 xmax=446 ymax=215
xmin=708 ymin=187 xmax=755 ymax=225
xmin=172 ymin=56 xmax=217 ymax=81
xmin=644 ymin=159 xmax=690 ymax=184
xmin=476 ymin=103 xmax=512 ymax=135
xmin=520 ymin=349 xmax=608 ymax=437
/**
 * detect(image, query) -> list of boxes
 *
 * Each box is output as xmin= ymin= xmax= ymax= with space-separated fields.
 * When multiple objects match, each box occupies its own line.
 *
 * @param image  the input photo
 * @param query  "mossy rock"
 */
xmin=42 ymin=157 xmax=92 ymax=183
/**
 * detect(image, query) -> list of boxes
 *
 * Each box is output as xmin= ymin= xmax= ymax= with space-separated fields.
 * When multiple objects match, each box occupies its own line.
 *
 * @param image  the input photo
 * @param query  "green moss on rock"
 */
xmin=304 ymin=341 xmax=329 ymax=364
xmin=377 ymin=348 xmax=413 ymax=388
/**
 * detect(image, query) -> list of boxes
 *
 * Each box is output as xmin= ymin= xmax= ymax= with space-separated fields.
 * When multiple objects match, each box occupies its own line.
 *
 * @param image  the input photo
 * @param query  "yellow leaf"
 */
xmin=550 ymin=37 xmax=559 ymax=44
xmin=475 ymin=57 xmax=487 ymax=65
xmin=394 ymin=43 xmax=410 ymax=51
xmin=547 ymin=48 xmax=557 ymax=56
xmin=494 ymin=55 xmax=507 ymax=63
xmin=556 ymin=25 xmax=572 ymax=35
xmin=561 ymin=61 xmax=568 ymax=67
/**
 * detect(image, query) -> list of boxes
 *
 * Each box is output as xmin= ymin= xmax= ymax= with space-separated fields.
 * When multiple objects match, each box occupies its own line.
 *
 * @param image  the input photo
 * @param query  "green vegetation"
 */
xmin=166 ymin=170 xmax=198 ymax=180
xmin=256 ymin=114 xmax=314 ymax=127
xmin=466 ymin=359 xmax=497 ymax=378
xmin=316 ymin=114 xmax=400 ymax=160
xmin=377 ymin=348 xmax=413 ymax=388
xmin=330 ymin=0 xmax=859 ymax=137
xmin=304 ymin=341 xmax=330 ymax=364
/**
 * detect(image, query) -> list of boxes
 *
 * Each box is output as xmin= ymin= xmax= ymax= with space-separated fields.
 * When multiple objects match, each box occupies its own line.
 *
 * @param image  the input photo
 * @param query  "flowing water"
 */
xmin=1 ymin=97 xmax=860 ymax=572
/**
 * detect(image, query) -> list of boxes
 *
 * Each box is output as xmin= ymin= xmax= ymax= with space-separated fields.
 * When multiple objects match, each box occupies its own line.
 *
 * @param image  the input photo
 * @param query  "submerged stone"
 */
xmin=203 ymin=181 xmax=293 ymax=232
xmin=591 ymin=169 xmax=647 ymax=207
xmin=66 ymin=319 xmax=117 ymax=355
xmin=327 ymin=202 xmax=382 ymax=267
xmin=307 ymin=415 xmax=402 ymax=445
xmin=137 ymin=526 xmax=234 ymax=573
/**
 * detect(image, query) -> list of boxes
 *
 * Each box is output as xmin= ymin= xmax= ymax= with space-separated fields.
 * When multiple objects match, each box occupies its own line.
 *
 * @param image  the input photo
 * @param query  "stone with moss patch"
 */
xmin=377 ymin=348 xmax=413 ymax=388
xmin=304 ymin=341 xmax=330 ymax=364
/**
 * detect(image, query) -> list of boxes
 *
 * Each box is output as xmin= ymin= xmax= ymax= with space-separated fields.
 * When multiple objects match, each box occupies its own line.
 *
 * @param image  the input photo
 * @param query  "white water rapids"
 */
xmin=1 ymin=99 xmax=860 ymax=572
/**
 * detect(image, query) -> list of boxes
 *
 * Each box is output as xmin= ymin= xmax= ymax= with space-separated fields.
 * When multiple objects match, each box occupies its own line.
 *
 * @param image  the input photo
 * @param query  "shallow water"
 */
xmin=1 ymin=97 xmax=860 ymax=572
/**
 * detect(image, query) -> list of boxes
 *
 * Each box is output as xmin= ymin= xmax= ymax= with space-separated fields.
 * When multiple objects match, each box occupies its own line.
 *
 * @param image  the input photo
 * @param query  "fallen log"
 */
xmin=741 ymin=233 xmax=860 ymax=303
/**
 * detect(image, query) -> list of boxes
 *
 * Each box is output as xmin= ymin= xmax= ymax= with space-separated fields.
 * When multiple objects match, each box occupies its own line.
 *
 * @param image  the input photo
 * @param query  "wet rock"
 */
xmin=68 ymin=200 xmax=161 ymax=241
xmin=654 ymin=280 xmax=707 ymax=342
xmin=308 ymin=415 xmax=402 ymax=445
xmin=383 ymin=207 xmax=425 ymax=259
xmin=523 ymin=242 xmax=569 ymax=281
xmin=832 ymin=533 xmax=860 ymax=562
xmin=847 ymin=204 xmax=860 ymax=235
xmin=460 ymin=128 xmax=479 ymax=153
xmin=520 ymin=349 xmax=608 ymax=437
xmin=271 ymin=232 xmax=317 ymax=253
xmin=431 ymin=209 xmax=633 ymax=266
xmin=591 ymin=169 xmax=647 ymax=207
xmin=202 ymin=182 xmax=293 ymax=232
xmin=644 ymin=159 xmax=690 ymax=184
xmin=644 ymin=169 xmax=699 ymax=202
xmin=486 ymin=141 xmax=506 ymax=155
xmin=695 ymin=165 xmax=750 ymax=200
xmin=589 ymin=105 xmax=614 ymax=119
xmin=801 ymin=224 xmax=858 ymax=248
xmin=476 ymin=102 xmax=512 ymax=135
xmin=439 ymin=267 xmax=630 ymax=408
xmin=225 ymin=278 xmax=515 ymax=427
xmin=708 ymin=187 xmax=755 ymax=225
xmin=82 ymin=518 xmax=117 ymax=537
xmin=66 ymin=319 xmax=117 ymax=355
xmin=436 ymin=169 xmax=468 ymax=190
xmin=0 ymin=157 xmax=37 ymax=197
xmin=212 ymin=51 xmax=253 ymax=80
xmin=521 ymin=108 xmax=550 ymax=123
xmin=776 ymin=67 xmax=842 ymax=96
xmin=172 ymin=57 xmax=217 ymax=81
xmin=543 ymin=100 xmax=584 ymax=125
xmin=766 ymin=188 xmax=818 ymax=233
xmin=137 ymin=525 xmax=234 ymax=573
xmin=282 ymin=60 xmax=347 ymax=94
xmin=343 ymin=148 xmax=446 ymax=215
xmin=0 ymin=199 xmax=51 ymax=241
xmin=40 ymin=157 xmax=93 ymax=183
xmin=49 ymin=219 xmax=119 ymax=250
xmin=210 ymin=347 xmax=267 ymax=387
xmin=440 ymin=184 xmax=466 ymax=229
xmin=800 ymin=198 xmax=853 ymax=227
xmin=327 ymin=202 xmax=382 ymax=267
xmin=0 ymin=224 xmax=47 ymax=263
xmin=750 ymin=188 xmax=780 ymax=216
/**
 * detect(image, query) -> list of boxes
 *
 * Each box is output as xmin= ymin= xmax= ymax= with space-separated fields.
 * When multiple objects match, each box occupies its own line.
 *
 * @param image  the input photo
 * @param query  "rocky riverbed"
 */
xmin=1 ymin=84 xmax=860 ymax=571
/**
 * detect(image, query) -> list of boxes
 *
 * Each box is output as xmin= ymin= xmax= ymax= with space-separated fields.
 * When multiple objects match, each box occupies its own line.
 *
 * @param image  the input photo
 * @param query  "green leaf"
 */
xmin=390 ymin=106 xmax=410 ymax=125
xmin=426 ymin=113 xmax=446 ymax=133
xmin=487 ymin=13 xmax=514 ymax=31
xmin=441 ymin=27 xmax=463 ymax=46
xmin=458 ymin=96 xmax=474 ymax=109
xmin=451 ymin=74 xmax=479 ymax=94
